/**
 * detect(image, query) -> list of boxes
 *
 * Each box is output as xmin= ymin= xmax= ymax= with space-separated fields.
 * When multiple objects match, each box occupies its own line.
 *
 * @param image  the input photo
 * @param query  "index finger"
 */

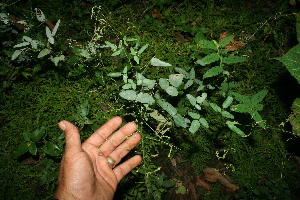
xmin=83 ymin=116 xmax=123 ymax=147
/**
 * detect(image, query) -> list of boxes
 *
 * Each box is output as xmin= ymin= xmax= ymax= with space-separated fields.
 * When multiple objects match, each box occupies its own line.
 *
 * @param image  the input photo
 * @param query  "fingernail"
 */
xmin=58 ymin=121 xmax=66 ymax=131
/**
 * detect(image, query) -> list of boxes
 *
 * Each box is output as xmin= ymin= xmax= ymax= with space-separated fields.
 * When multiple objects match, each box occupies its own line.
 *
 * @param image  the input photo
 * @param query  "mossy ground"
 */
xmin=1 ymin=0 xmax=300 ymax=199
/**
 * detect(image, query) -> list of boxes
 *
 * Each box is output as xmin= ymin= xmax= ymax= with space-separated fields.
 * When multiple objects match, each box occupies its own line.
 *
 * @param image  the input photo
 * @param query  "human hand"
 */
xmin=54 ymin=116 xmax=142 ymax=200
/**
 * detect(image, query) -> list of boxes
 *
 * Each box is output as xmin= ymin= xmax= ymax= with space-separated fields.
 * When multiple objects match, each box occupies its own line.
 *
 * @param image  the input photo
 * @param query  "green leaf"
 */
xmin=276 ymin=43 xmax=300 ymax=84
xmin=196 ymin=39 xmax=217 ymax=50
xmin=189 ymin=68 xmax=195 ymax=79
xmin=196 ymin=93 xmax=207 ymax=104
xmin=107 ymin=72 xmax=122 ymax=77
xmin=134 ymin=55 xmax=139 ymax=64
xmin=52 ymin=19 xmax=60 ymax=36
xmin=78 ymin=100 xmax=90 ymax=117
xmin=14 ymin=143 xmax=29 ymax=157
xmin=111 ymin=49 xmax=122 ymax=56
xmin=231 ymin=104 xmax=250 ymax=113
xmin=186 ymin=94 xmax=196 ymax=106
xmin=289 ymin=98 xmax=300 ymax=136
xmin=22 ymin=131 xmax=31 ymax=142
xmin=28 ymin=142 xmax=37 ymax=155
xmin=188 ymin=112 xmax=200 ymax=119
xmin=157 ymin=100 xmax=177 ymax=116
xmin=11 ymin=50 xmax=22 ymax=60
xmin=189 ymin=120 xmax=201 ymax=133
xmin=203 ymin=66 xmax=223 ymax=79
xmin=174 ymin=67 xmax=189 ymax=77
xmin=173 ymin=113 xmax=187 ymax=128
xmin=184 ymin=80 xmax=194 ymax=89
xmin=169 ymin=74 xmax=184 ymax=87
xmin=199 ymin=118 xmax=209 ymax=128
xmin=219 ymin=35 xmax=235 ymax=47
xmin=105 ymin=41 xmax=117 ymax=51
xmin=251 ymin=90 xmax=268 ymax=103
xmin=221 ymin=111 xmax=235 ymax=119
xmin=35 ymin=8 xmax=46 ymax=22
xmin=251 ymin=111 xmax=265 ymax=128
xmin=14 ymin=42 xmax=30 ymax=48
xmin=150 ymin=57 xmax=172 ymax=66
xmin=150 ymin=110 xmax=168 ymax=123
xmin=165 ymin=86 xmax=178 ymax=96
xmin=138 ymin=44 xmax=149 ymax=55
xmin=31 ymin=127 xmax=46 ymax=142
xmin=201 ymin=53 xmax=220 ymax=65
xmin=223 ymin=56 xmax=247 ymax=64
xmin=136 ymin=92 xmax=155 ymax=104
xmin=38 ymin=48 xmax=51 ymax=58
xmin=120 ymin=90 xmax=137 ymax=101
xmin=222 ymin=96 xmax=233 ymax=108
xmin=45 ymin=142 xmax=60 ymax=156
xmin=51 ymin=55 xmax=65 ymax=66
xmin=226 ymin=121 xmax=245 ymax=136
xmin=210 ymin=103 xmax=222 ymax=113
xmin=159 ymin=78 xmax=169 ymax=89
xmin=142 ymin=79 xmax=156 ymax=90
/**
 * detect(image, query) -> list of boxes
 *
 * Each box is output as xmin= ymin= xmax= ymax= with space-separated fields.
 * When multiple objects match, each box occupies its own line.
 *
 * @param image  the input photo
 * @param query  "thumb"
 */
xmin=58 ymin=120 xmax=82 ymax=152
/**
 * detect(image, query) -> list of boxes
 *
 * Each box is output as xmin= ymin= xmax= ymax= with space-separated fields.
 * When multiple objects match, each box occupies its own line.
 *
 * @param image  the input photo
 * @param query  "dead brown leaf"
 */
xmin=195 ymin=176 xmax=211 ymax=191
xmin=203 ymin=168 xmax=239 ymax=191
xmin=219 ymin=32 xmax=245 ymax=51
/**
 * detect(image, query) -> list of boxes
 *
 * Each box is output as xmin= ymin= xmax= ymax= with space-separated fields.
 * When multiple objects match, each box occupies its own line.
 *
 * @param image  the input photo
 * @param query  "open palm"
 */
xmin=55 ymin=116 xmax=142 ymax=200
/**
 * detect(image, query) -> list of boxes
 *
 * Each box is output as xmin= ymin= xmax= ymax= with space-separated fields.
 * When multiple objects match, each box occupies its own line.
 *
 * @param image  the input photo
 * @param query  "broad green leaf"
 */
xmin=45 ymin=142 xmax=60 ymax=156
xmin=173 ymin=113 xmax=187 ymax=128
xmin=251 ymin=111 xmax=265 ymax=128
xmin=28 ymin=142 xmax=37 ymax=155
xmin=157 ymin=100 xmax=177 ymax=116
xmin=184 ymin=80 xmax=194 ymax=89
xmin=223 ymin=56 xmax=247 ymax=64
xmin=119 ymin=90 xmax=137 ymax=101
xmin=231 ymin=104 xmax=250 ymax=113
xmin=189 ymin=68 xmax=195 ymax=79
xmin=210 ymin=103 xmax=222 ymax=113
xmin=188 ymin=112 xmax=200 ymax=119
xmin=159 ymin=78 xmax=169 ymax=89
xmin=199 ymin=118 xmax=209 ymax=128
xmin=177 ymin=185 xmax=187 ymax=194
xmin=196 ymin=39 xmax=217 ymax=50
xmin=80 ymin=49 xmax=90 ymax=58
xmin=48 ymin=36 xmax=54 ymax=44
xmin=195 ymin=59 xmax=207 ymax=66
xmin=138 ymin=44 xmax=149 ymax=55
xmin=222 ymin=96 xmax=234 ymax=108
xmin=276 ymin=43 xmax=300 ymax=84
xmin=203 ymin=66 xmax=223 ymax=79
xmin=46 ymin=26 xmax=52 ymax=39
xmin=31 ymin=127 xmax=46 ymax=142
xmin=30 ymin=40 xmax=38 ymax=49
xmin=221 ymin=111 xmax=235 ymax=119
xmin=130 ymin=47 xmax=136 ymax=56
xmin=23 ymin=36 xmax=32 ymax=42
xmin=51 ymin=55 xmax=65 ymax=66
xmin=14 ymin=142 xmax=29 ymax=157
xmin=195 ymin=104 xmax=202 ymax=110
xmin=169 ymin=74 xmax=184 ymax=87
xmin=150 ymin=57 xmax=172 ymax=66
xmin=251 ymin=90 xmax=268 ymax=104
xmin=196 ymin=93 xmax=207 ymax=104
xmin=150 ymin=110 xmax=167 ymax=123
xmin=289 ymin=98 xmax=300 ymax=136
xmin=107 ymin=72 xmax=122 ymax=77
xmin=123 ymin=74 xmax=128 ymax=83
xmin=38 ymin=48 xmax=51 ymax=58
xmin=165 ymin=86 xmax=178 ymax=96
xmin=219 ymin=35 xmax=235 ymax=47
xmin=189 ymin=120 xmax=201 ymax=133
xmin=105 ymin=41 xmax=117 ymax=51
xmin=78 ymin=100 xmax=90 ymax=117
xmin=11 ymin=50 xmax=22 ymax=60
xmin=122 ymin=84 xmax=132 ymax=90
xmin=134 ymin=55 xmax=139 ymax=64
xmin=22 ymin=131 xmax=31 ymax=142
xmin=142 ymin=79 xmax=156 ymax=90
xmin=136 ymin=92 xmax=155 ymax=104
xmin=111 ymin=49 xmax=122 ymax=56
xmin=52 ymin=19 xmax=60 ymax=36
xmin=174 ymin=67 xmax=189 ymax=77
xmin=35 ymin=8 xmax=46 ymax=22
xmin=186 ymin=94 xmax=196 ymax=106
xmin=201 ymin=53 xmax=220 ymax=65
xmin=226 ymin=121 xmax=245 ymax=137
xmin=14 ymin=42 xmax=30 ymax=48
